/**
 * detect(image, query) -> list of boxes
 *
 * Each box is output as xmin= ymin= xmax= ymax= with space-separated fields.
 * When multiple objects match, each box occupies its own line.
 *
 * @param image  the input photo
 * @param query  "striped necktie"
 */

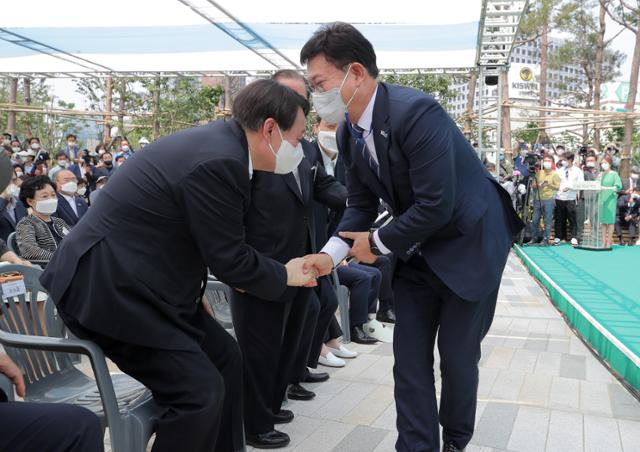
xmin=345 ymin=113 xmax=379 ymax=177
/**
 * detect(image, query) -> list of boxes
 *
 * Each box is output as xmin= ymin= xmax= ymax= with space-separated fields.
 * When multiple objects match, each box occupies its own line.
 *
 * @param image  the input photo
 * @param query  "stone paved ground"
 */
xmin=99 ymin=251 xmax=640 ymax=451
xmin=246 ymin=251 xmax=640 ymax=452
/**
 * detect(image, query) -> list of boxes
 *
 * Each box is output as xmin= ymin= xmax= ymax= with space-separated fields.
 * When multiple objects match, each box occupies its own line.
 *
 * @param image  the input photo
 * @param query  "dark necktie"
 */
xmin=345 ymin=112 xmax=379 ymax=177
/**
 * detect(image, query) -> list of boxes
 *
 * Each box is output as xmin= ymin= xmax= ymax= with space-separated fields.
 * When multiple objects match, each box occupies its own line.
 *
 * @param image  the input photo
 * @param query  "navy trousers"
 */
xmin=393 ymin=257 xmax=498 ymax=452
xmin=337 ymin=262 xmax=381 ymax=326
xmin=0 ymin=401 xmax=103 ymax=452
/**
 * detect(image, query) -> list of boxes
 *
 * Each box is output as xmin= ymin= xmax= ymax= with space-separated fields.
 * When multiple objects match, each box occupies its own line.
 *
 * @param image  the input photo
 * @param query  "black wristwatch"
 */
xmin=368 ymin=231 xmax=383 ymax=256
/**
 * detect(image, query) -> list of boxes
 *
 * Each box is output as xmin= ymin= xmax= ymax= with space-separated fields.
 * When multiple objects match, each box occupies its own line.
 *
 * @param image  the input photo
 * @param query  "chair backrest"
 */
xmin=6 ymin=232 xmax=18 ymax=255
xmin=0 ymin=264 xmax=74 ymax=386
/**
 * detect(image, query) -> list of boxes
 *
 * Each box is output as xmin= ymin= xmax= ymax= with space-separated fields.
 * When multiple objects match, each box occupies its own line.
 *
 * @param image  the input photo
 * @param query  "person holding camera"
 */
xmin=530 ymin=155 xmax=560 ymax=245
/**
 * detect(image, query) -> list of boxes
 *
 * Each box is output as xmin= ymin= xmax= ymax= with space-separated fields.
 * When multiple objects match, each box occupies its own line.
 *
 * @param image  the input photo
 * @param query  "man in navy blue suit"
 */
xmin=302 ymin=23 xmax=524 ymax=452
xmin=52 ymin=169 xmax=88 ymax=227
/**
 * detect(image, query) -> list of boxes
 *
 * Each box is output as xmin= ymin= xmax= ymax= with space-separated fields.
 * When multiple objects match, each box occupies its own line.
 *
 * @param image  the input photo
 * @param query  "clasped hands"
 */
xmin=285 ymin=231 xmax=376 ymax=287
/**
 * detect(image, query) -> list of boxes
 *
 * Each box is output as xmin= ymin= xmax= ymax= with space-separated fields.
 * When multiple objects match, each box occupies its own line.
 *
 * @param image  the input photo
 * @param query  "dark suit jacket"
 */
xmin=0 ymin=199 xmax=27 ymax=242
xmin=40 ymin=119 xmax=289 ymax=351
xmin=334 ymin=82 xmax=524 ymax=302
xmin=69 ymin=163 xmax=98 ymax=191
xmin=54 ymin=193 xmax=89 ymax=227
xmin=309 ymin=141 xmax=348 ymax=251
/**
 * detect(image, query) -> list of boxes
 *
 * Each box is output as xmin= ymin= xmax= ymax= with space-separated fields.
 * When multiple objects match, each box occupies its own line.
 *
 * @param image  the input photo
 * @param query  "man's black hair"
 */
xmin=300 ymin=22 xmax=379 ymax=77
xmin=233 ymin=79 xmax=310 ymax=131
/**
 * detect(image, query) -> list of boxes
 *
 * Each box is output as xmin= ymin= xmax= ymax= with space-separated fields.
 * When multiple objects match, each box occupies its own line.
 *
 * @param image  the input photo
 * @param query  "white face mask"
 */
xmin=15 ymin=171 xmax=23 ymax=177
xmin=601 ymin=162 xmax=610 ymax=171
xmin=61 ymin=181 xmax=78 ymax=194
xmin=77 ymin=187 xmax=87 ymax=196
xmin=9 ymin=184 xmax=19 ymax=198
xmin=57 ymin=160 xmax=68 ymax=168
xmin=586 ymin=161 xmax=596 ymax=168
xmin=121 ymin=145 xmax=130 ymax=152
xmin=35 ymin=198 xmax=58 ymax=215
xmin=268 ymin=126 xmax=304 ymax=175
xmin=31 ymin=143 xmax=40 ymax=150
xmin=311 ymin=64 xmax=358 ymax=124
xmin=317 ymin=130 xmax=339 ymax=158
xmin=11 ymin=147 xmax=20 ymax=153
xmin=543 ymin=161 xmax=552 ymax=170
xmin=631 ymin=174 xmax=639 ymax=180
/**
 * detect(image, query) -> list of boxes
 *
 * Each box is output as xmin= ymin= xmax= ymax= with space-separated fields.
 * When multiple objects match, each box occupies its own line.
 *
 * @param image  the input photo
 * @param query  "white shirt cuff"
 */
xmin=373 ymin=230 xmax=392 ymax=255
xmin=320 ymin=237 xmax=350 ymax=267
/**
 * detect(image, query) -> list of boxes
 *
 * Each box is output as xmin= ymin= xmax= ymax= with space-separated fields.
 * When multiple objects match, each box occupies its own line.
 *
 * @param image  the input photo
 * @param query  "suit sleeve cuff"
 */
xmin=373 ymin=230 xmax=392 ymax=255
xmin=320 ymin=237 xmax=350 ymax=267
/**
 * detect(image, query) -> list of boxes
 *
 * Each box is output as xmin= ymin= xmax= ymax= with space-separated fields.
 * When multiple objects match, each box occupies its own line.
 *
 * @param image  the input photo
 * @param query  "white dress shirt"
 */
xmin=61 ymin=193 xmax=78 ymax=216
xmin=320 ymin=150 xmax=336 ymax=177
xmin=555 ymin=164 xmax=584 ymax=201
xmin=320 ymin=86 xmax=391 ymax=266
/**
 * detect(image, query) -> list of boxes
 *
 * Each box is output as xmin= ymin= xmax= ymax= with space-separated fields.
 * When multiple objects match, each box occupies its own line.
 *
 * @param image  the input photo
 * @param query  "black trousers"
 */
xmin=364 ymin=255 xmax=395 ymax=312
xmin=293 ymin=276 xmax=339 ymax=375
xmin=0 ymin=401 xmax=104 ymax=452
xmin=554 ymin=199 xmax=577 ymax=240
xmin=230 ymin=288 xmax=311 ymax=435
xmin=62 ymin=309 xmax=244 ymax=452
xmin=615 ymin=215 xmax=637 ymax=242
xmin=325 ymin=316 xmax=343 ymax=342
xmin=393 ymin=257 xmax=497 ymax=452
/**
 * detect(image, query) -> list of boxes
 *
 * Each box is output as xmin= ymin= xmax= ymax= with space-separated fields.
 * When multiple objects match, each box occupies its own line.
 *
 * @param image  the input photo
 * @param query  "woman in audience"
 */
xmin=598 ymin=154 xmax=623 ymax=248
xmin=16 ymin=176 xmax=71 ymax=263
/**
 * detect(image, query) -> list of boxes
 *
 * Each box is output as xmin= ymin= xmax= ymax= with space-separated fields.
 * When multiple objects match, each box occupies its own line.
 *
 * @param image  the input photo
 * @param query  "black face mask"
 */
xmin=104 ymin=161 xmax=113 ymax=167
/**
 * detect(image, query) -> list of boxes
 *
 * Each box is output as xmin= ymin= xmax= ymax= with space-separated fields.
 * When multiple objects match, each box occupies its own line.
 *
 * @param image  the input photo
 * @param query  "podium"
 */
xmin=575 ymin=180 xmax=612 ymax=251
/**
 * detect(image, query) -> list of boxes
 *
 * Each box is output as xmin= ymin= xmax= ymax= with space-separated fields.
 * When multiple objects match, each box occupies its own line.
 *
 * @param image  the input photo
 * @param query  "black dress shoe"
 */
xmin=246 ymin=430 xmax=290 ymax=449
xmin=350 ymin=325 xmax=378 ymax=344
xmin=273 ymin=409 xmax=294 ymax=424
xmin=376 ymin=309 xmax=396 ymax=324
xmin=287 ymin=383 xmax=316 ymax=401
xmin=442 ymin=441 xmax=465 ymax=452
xmin=303 ymin=368 xmax=329 ymax=383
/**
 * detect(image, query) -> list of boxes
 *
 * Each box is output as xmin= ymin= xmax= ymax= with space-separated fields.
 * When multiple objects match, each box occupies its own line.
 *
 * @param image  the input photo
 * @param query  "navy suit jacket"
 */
xmin=0 ymin=199 xmax=27 ymax=242
xmin=334 ymin=82 xmax=524 ymax=302
xmin=40 ymin=119 xmax=290 ymax=351
xmin=69 ymin=163 xmax=98 ymax=191
xmin=54 ymin=193 xmax=89 ymax=227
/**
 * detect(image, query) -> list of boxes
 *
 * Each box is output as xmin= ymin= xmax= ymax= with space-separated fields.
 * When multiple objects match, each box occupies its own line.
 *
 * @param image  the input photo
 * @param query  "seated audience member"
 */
xmin=89 ymin=176 xmax=109 ymax=205
xmin=335 ymin=261 xmax=381 ymax=344
xmin=365 ymin=255 xmax=396 ymax=323
xmin=0 ymin=172 xmax=27 ymax=242
xmin=53 ymin=170 xmax=88 ymax=227
xmin=616 ymin=189 xmax=639 ymax=245
xmin=318 ymin=316 xmax=358 ymax=368
xmin=77 ymin=178 xmax=88 ymax=201
xmin=16 ymin=176 xmax=71 ymax=263
xmin=0 ymin=353 xmax=103 ymax=452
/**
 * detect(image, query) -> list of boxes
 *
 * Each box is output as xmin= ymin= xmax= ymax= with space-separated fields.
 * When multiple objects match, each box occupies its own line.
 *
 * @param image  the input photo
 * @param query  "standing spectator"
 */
xmin=620 ymin=166 xmax=639 ymax=197
xmin=53 ymin=170 xmax=88 ymax=227
xmin=115 ymin=138 xmax=134 ymax=160
xmin=94 ymin=152 xmax=115 ymax=179
xmin=530 ymin=155 xmax=560 ymax=245
xmin=69 ymin=152 xmax=97 ymax=192
xmin=18 ymin=149 xmax=36 ymax=174
xmin=615 ymin=189 xmax=639 ymax=245
xmin=2 ymin=133 xmax=11 ymax=147
xmin=89 ymin=176 xmax=108 ymax=205
xmin=0 ymin=172 xmax=27 ymax=242
xmin=139 ymin=137 xmax=150 ymax=149
xmin=599 ymin=155 xmax=623 ymax=248
xmin=16 ymin=176 xmax=71 ymax=263
xmin=115 ymin=155 xmax=126 ymax=168
xmin=555 ymin=152 xmax=583 ymax=244
xmin=49 ymin=152 xmax=70 ymax=179
xmin=64 ymin=133 xmax=79 ymax=161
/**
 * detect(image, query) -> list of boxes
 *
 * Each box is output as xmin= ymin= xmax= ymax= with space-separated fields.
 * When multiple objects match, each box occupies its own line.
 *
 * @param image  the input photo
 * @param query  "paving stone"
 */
xmin=507 ymin=406 xmax=550 ymax=452
xmin=618 ymin=419 xmax=640 ymax=452
xmin=559 ymin=353 xmax=586 ymax=380
xmin=546 ymin=410 xmax=584 ymax=452
xmin=549 ymin=376 xmax=580 ymax=411
xmin=584 ymin=414 xmax=622 ymax=452
xmin=331 ymin=425 xmax=389 ymax=452
xmin=472 ymin=402 xmax=519 ymax=449
xmin=609 ymin=383 xmax=640 ymax=421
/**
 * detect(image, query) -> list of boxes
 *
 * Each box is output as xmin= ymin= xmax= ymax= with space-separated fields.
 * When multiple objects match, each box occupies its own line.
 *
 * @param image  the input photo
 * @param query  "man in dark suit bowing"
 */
xmin=302 ymin=23 xmax=524 ymax=452
xmin=40 ymin=80 xmax=318 ymax=452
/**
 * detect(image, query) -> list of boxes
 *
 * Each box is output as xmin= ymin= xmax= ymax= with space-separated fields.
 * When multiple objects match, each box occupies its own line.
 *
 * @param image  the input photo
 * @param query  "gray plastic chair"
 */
xmin=204 ymin=277 xmax=234 ymax=329
xmin=0 ymin=264 xmax=159 ymax=452
xmin=331 ymin=270 xmax=351 ymax=343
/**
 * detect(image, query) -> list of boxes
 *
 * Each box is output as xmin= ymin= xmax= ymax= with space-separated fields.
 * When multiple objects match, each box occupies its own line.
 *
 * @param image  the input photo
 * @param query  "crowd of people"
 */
xmin=486 ymin=142 xmax=637 ymax=248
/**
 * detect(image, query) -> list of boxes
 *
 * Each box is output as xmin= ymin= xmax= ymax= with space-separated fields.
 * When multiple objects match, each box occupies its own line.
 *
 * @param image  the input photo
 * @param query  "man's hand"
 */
xmin=339 ymin=231 xmax=377 ymax=264
xmin=303 ymin=253 xmax=334 ymax=278
xmin=285 ymin=257 xmax=318 ymax=287
xmin=201 ymin=295 xmax=215 ymax=318
xmin=0 ymin=353 xmax=25 ymax=398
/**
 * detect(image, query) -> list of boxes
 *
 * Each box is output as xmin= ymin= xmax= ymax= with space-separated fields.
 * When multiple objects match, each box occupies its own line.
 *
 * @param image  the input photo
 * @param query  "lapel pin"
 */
xmin=380 ymin=130 xmax=388 ymax=139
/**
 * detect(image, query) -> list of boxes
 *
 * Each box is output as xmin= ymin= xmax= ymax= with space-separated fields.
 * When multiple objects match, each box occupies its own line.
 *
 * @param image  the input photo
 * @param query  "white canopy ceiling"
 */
xmin=0 ymin=0 xmax=486 ymax=76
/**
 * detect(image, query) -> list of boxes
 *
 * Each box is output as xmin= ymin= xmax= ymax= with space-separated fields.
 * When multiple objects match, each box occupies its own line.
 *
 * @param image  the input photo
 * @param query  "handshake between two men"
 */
xmin=284 ymin=231 xmax=377 ymax=287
